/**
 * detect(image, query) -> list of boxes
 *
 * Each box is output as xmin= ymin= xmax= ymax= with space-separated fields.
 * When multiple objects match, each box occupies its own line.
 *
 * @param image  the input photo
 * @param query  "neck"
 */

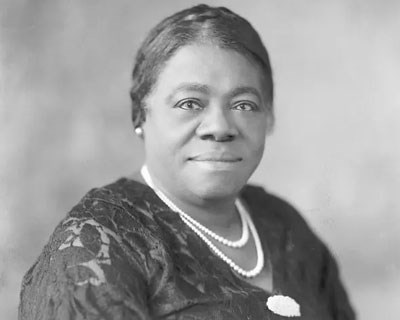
xmin=179 ymin=197 xmax=238 ymax=230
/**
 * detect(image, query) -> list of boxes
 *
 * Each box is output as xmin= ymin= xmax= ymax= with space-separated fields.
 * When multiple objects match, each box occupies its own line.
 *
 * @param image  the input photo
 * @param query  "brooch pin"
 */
xmin=266 ymin=295 xmax=301 ymax=317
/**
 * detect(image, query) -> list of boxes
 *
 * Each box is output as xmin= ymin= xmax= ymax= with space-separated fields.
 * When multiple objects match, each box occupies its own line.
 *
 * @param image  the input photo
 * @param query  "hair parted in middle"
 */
xmin=130 ymin=4 xmax=274 ymax=129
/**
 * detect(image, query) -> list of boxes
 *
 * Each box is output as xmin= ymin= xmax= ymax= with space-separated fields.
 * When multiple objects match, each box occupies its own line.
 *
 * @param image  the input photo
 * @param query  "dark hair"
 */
xmin=130 ymin=4 xmax=274 ymax=128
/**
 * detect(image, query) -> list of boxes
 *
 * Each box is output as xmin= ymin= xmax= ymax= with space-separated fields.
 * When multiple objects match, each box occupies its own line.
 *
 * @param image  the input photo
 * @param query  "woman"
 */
xmin=19 ymin=4 xmax=355 ymax=320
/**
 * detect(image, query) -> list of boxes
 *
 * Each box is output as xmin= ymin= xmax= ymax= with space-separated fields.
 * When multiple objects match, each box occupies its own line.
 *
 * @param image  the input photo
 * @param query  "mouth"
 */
xmin=188 ymin=153 xmax=242 ymax=163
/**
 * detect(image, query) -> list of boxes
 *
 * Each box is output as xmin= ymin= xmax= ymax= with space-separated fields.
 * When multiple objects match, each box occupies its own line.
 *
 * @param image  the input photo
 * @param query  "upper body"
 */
xmin=19 ymin=178 xmax=355 ymax=320
xmin=19 ymin=4 xmax=356 ymax=319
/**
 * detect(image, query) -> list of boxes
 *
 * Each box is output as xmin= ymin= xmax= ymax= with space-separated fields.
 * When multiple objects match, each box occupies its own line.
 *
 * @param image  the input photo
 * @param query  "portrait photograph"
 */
xmin=1 ymin=1 xmax=399 ymax=319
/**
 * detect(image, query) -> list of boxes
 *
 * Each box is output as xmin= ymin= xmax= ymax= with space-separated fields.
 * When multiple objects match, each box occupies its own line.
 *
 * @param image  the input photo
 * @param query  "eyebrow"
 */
xmin=167 ymin=83 xmax=262 ymax=102
xmin=167 ymin=82 xmax=210 ymax=102
xmin=227 ymin=86 xmax=262 ymax=102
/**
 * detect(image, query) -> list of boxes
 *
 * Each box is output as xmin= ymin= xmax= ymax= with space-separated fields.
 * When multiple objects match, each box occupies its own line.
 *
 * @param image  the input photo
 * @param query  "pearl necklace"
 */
xmin=141 ymin=165 xmax=264 ymax=278
xmin=172 ymin=199 xmax=249 ymax=248
xmin=141 ymin=166 xmax=248 ymax=248
xmin=141 ymin=165 xmax=248 ymax=247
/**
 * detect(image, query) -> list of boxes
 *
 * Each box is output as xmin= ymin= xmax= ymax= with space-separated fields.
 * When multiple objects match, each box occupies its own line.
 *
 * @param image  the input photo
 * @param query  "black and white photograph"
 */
xmin=1 ymin=1 xmax=399 ymax=319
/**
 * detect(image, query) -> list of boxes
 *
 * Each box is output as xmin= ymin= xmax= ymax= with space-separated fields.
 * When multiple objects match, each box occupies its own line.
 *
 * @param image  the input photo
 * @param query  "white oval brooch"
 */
xmin=266 ymin=295 xmax=301 ymax=317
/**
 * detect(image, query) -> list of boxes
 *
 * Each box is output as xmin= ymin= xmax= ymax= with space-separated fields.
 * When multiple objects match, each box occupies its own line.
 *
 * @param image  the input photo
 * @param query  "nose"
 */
xmin=196 ymin=106 xmax=238 ymax=142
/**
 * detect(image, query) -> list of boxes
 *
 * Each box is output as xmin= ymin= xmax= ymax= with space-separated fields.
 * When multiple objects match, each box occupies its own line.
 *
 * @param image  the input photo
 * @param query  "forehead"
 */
xmin=151 ymin=44 xmax=265 ymax=97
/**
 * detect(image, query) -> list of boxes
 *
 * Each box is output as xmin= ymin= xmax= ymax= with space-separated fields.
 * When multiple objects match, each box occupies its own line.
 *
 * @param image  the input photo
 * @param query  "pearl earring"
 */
xmin=135 ymin=127 xmax=143 ymax=136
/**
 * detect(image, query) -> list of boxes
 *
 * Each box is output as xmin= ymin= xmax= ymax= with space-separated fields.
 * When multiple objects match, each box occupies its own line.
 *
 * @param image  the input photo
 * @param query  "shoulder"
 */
xmin=241 ymin=184 xmax=313 ymax=235
xmin=66 ymin=177 xmax=161 ymax=234
xmin=23 ymin=177 xmax=159 ymax=283
xmin=19 ymin=178 xmax=160 ymax=319
xmin=40 ymin=178 xmax=162 ymax=256
xmin=50 ymin=177 xmax=165 ymax=268
xmin=240 ymin=183 xmax=330 ymax=262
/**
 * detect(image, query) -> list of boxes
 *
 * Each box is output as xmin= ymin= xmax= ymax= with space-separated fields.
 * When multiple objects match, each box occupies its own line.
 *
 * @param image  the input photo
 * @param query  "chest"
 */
xmin=145 ymin=232 xmax=332 ymax=320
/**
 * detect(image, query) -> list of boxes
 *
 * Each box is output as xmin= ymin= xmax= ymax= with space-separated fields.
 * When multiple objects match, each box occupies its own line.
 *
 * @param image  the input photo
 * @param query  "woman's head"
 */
xmin=131 ymin=4 xmax=274 ymax=205
xmin=130 ymin=4 xmax=274 ymax=129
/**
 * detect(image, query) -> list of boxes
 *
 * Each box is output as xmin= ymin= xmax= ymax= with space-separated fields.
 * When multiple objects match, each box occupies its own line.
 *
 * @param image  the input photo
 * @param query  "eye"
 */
xmin=232 ymin=101 xmax=258 ymax=112
xmin=175 ymin=99 xmax=203 ymax=111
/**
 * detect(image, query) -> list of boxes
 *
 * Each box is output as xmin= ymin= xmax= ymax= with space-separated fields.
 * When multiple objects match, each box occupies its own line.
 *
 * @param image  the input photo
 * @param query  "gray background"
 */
xmin=1 ymin=0 xmax=399 ymax=319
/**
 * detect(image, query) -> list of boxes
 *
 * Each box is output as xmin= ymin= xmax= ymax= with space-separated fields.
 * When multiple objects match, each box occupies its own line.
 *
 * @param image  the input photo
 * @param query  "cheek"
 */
xmin=239 ymin=117 xmax=267 ymax=152
xmin=246 ymin=127 xmax=267 ymax=167
xmin=143 ymin=120 xmax=190 ymax=162
xmin=249 ymin=138 xmax=266 ymax=167
xmin=142 ymin=120 xmax=168 ymax=158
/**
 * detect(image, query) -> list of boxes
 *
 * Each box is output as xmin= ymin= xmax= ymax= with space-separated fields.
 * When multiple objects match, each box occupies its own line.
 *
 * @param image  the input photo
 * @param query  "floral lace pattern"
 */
xmin=19 ymin=178 xmax=356 ymax=320
xmin=58 ymin=217 xmax=121 ymax=286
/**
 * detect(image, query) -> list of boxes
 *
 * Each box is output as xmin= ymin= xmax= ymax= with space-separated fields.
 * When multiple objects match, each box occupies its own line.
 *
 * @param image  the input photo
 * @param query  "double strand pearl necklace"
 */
xmin=141 ymin=165 xmax=264 ymax=278
xmin=172 ymin=198 xmax=249 ymax=248
xmin=141 ymin=165 xmax=248 ymax=247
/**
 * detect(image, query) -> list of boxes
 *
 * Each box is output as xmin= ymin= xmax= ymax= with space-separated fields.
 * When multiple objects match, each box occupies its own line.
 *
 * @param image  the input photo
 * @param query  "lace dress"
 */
xmin=19 ymin=178 xmax=356 ymax=319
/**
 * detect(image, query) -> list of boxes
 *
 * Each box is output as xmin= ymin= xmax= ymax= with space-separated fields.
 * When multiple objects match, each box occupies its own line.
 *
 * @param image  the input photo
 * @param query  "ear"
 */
xmin=265 ymin=103 xmax=275 ymax=135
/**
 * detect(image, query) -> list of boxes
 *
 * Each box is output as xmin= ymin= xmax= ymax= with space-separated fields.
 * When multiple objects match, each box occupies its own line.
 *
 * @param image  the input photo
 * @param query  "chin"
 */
xmin=189 ymin=175 xmax=247 ymax=201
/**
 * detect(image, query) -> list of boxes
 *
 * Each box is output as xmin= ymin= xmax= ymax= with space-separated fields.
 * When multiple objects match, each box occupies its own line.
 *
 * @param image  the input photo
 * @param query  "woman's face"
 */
xmin=141 ymin=43 xmax=270 ymax=204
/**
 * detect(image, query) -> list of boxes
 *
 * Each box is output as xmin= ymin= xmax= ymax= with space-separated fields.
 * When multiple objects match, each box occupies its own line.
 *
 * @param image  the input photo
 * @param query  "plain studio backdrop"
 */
xmin=1 ymin=0 xmax=399 ymax=319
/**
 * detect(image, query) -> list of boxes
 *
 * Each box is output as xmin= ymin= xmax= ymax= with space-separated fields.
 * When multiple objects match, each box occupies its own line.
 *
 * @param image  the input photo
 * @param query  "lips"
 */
xmin=188 ymin=152 xmax=242 ymax=162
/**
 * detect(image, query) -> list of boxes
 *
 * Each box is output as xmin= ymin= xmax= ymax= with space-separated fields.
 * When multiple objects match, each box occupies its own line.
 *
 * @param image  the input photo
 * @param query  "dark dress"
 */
xmin=19 ymin=178 xmax=356 ymax=320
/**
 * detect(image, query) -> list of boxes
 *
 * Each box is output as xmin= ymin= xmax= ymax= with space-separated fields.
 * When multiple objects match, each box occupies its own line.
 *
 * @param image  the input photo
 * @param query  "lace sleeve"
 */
xmin=19 ymin=197 xmax=152 ymax=320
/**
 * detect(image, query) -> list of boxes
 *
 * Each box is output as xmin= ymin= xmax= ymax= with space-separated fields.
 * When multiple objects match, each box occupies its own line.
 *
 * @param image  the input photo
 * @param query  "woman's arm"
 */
xmin=19 ymin=196 xmax=152 ymax=320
